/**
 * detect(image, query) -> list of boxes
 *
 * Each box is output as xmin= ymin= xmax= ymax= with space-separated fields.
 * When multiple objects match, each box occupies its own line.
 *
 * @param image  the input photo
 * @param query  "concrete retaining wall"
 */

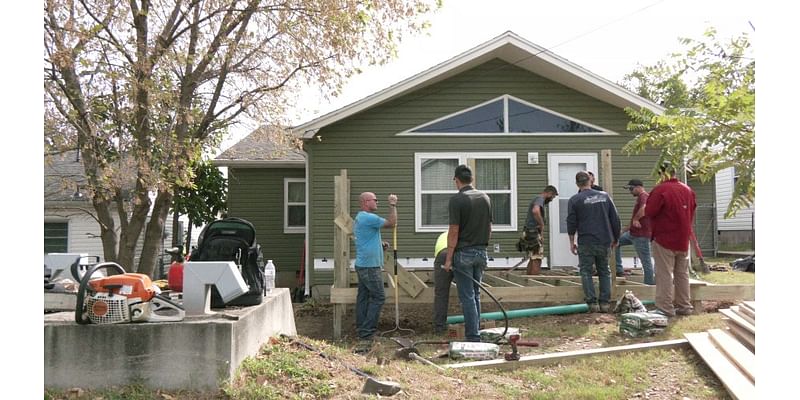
xmin=44 ymin=288 xmax=296 ymax=390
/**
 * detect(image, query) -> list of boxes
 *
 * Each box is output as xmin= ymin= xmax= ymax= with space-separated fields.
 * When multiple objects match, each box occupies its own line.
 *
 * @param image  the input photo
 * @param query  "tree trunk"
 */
xmin=92 ymin=198 xmax=119 ymax=263
xmin=137 ymin=190 xmax=173 ymax=278
xmin=171 ymin=207 xmax=180 ymax=248
xmin=185 ymin=220 xmax=193 ymax=254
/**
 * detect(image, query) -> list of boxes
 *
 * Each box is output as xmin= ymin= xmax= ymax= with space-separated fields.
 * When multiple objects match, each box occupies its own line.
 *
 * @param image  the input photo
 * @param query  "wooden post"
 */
xmin=333 ymin=170 xmax=351 ymax=340
xmin=600 ymin=149 xmax=618 ymax=303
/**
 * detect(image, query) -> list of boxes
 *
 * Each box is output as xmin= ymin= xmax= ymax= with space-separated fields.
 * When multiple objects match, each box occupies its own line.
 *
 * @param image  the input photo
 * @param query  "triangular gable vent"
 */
xmin=401 ymin=95 xmax=608 ymax=135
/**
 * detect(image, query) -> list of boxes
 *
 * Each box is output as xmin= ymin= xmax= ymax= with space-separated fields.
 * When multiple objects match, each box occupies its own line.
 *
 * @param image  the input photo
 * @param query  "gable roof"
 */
xmin=214 ymin=125 xmax=305 ymax=167
xmin=295 ymin=30 xmax=664 ymax=138
xmin=45 ymin=150 xmax=89 ymax=202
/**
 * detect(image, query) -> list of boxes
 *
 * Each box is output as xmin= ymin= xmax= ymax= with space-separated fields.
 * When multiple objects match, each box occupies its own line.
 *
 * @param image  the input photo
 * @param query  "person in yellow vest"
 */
xmin=432 ymin=231 xmax=452 ymax=334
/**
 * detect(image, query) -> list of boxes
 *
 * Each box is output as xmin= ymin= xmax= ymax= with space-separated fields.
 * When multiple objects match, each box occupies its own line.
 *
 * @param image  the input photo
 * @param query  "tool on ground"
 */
xmin=503 ymin=334 xmax=524 ymax=361
xmin=690 ymin=229 xmax=711 ymax=275
xmin=74 ymin=261 xmax=184 ymax=324
xmin=394 ymin=346 xmax=446 ymax=370
xmin=286 ymin=336 xmax=402 ymax=396
xmin=380 ymin=211 xmax=415 ymax=337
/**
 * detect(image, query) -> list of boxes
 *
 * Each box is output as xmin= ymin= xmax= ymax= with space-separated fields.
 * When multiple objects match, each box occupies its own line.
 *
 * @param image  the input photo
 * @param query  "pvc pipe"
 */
xmin=446 ymin=301 xmax=655 ymax=324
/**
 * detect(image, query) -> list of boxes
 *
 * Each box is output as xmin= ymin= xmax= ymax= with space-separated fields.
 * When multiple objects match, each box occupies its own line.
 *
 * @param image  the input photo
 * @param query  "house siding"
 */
xmin=715 ymin=167 xmax=755 ymax=231
xmin=304 ymin=58 xmax=718 ymax=286
xmin=226 ymin=167 xmax=306 ymax=288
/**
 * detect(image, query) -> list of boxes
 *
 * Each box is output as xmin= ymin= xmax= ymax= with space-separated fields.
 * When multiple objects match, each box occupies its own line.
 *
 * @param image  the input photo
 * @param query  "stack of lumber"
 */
xmin=684 ymin=301 xmax=755 ymax=400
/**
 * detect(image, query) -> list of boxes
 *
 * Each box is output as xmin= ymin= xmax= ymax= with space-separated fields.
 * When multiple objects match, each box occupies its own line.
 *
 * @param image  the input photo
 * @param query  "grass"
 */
xmin=701 ymin=270 xmax=755 ymax=285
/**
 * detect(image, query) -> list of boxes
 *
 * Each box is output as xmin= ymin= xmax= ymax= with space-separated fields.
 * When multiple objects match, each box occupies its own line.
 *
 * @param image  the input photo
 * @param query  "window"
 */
xmin=415 ymin=153 xmax=517 ymax=232
xmin=404 ymin=95 xmax=606 ymax=135
xmin=284 ymin=178 xmax=306 ymax=233
xmin=44 ymin=222 xmax=68 ymax=253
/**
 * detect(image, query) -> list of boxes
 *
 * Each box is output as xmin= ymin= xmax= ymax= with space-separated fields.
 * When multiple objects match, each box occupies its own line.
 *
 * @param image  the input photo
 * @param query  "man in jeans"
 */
xmin=432 ymin=230 xmax=452 ymax=334
xmin=615 ymin=179 xmax=654 ymax=284
xmin=646 ymin=162 xmax=697 ymax=317
xmin=444 ymin=164 xmax=492 ymax=342
xmin=567 ymin=171 xmax=621 ymax=313
xmin=353 ymin=191 xmax=397 ymax=353
xmin=521 ymin=185 xmax=559 ymax=275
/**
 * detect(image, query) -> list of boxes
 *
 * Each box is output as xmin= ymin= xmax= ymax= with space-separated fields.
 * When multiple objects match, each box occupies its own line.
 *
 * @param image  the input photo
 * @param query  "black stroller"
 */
xmin=190 ymin=217 xmax=266 ymax=307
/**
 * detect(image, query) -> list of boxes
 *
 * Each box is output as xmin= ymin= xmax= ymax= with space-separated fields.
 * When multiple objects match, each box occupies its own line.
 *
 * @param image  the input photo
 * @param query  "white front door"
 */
xmin=547 ymin=153 xmax=598 ymax=267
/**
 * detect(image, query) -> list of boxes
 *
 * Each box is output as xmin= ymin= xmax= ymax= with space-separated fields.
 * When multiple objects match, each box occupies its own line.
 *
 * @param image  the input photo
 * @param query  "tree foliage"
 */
xmin=44 ymin=0 xmax=438 ymax=276
xmin=621 ymin=28 xmax=754 ymax=217
xmin=172 ymin=160 xmax=227 ymax=228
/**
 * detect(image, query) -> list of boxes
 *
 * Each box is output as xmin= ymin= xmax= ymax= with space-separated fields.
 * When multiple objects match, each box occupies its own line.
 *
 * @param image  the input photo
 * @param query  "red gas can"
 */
xmin=167 ymin=261 xmax=184 ymax=292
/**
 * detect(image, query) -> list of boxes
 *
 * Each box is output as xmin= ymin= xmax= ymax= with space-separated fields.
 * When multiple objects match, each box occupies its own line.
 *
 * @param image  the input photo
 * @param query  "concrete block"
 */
xmin=44 ymin=288 xmax=297 ymax=390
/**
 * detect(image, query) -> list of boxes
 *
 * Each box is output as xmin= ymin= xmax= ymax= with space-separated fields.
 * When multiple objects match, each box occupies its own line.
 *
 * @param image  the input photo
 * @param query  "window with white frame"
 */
xmin=414 ymin=153 xmax=517 ymax=232
xmin=284 ymin=178 xmax=306 ymax=233
xmin=402 ymin=95 xmax=606 ymax=135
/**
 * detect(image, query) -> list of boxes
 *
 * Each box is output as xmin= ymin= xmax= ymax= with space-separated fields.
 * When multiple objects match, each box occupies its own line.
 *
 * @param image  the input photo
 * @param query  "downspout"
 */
xmin=303 ymin=150 xmax=310 ymax=298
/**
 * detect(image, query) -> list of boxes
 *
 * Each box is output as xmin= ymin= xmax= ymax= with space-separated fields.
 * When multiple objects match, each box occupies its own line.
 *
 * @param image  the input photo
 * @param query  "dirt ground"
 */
xmin=293 ymin=299 xmax=732 ymax=400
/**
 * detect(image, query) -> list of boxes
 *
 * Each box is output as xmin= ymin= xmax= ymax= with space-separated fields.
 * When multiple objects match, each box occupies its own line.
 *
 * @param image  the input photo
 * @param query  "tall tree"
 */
xmin=621 ymin=27 xmax=754 ymax=217
xmin=44 ymin=0 xmax=438 ymax=277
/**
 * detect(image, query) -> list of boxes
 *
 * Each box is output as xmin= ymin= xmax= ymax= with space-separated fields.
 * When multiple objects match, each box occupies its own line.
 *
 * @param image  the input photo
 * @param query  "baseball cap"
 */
xmin=623 ymin=179 xmax=644 ymax=189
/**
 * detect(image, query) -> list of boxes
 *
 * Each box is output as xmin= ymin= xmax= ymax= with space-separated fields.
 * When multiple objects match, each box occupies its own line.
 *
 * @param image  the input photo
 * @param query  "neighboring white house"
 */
xmin=44 ymin=150 xmax=189 ymax=274
xmin=715 ymin=166 xmax=755 ymax=247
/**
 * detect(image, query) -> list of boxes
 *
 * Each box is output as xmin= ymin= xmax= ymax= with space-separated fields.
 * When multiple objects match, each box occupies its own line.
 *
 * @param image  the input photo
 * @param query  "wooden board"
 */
xmin=685 ymin=332 xmax=755 ymax=400
xmin=730 ymin=306 xmax=755 ymax=326
xmin=708 ymin=329 xmax=755 ymax=382
xmin=446 ymin=339 xmax=690 ymax=371
xmin=394 ymin=261 xmax=427 ymax=298
xmin=720 ymin=308 xmax=756 ymax=335
xmin=723 ymin=318 xmax=756 ymax=353
xmin=737 ymin=303 xmax=756 ymax=320
xmin=502 ymin=273 xmax=555 ymax=287
xmin=482 ymin=273 xmax=523 ymax=287
xmin=45 ymin=292 xmax=77 ymax=311
xmin=742 ymin=301 xmax=755 ymax=311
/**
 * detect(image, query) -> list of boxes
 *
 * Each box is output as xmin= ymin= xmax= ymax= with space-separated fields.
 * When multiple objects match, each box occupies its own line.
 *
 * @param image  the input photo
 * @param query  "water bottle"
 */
xmin=265 ymin=259 xmax=276 ymax=294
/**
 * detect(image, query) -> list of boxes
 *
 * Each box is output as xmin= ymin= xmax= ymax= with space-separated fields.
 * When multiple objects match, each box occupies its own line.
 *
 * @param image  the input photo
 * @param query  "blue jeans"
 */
xmin=452 ymin=246 xmax=487 ymax=342
xmin=578 ymin=244 xmax=611 ymax=304
xmin=614 ymin=231 xmax=654 ymax=285
xmin=355 ymin=267 xmax=385 ymax=340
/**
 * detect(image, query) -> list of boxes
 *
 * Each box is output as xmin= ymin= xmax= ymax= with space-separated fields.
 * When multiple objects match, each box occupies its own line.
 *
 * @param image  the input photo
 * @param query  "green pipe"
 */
xmin=446 ymin=301 xmax=656 ymax=324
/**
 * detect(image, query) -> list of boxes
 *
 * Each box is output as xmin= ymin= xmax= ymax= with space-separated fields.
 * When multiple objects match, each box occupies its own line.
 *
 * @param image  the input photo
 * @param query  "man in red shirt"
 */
xmin=615 ymin=179 xmax=654 ymax=285
xmin=645 ymin=162 xmax=697 ymax=317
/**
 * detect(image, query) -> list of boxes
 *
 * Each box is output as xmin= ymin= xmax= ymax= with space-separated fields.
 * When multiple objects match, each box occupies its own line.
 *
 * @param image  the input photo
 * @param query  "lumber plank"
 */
xmin=723 ymin=319 xmax=756 ymax=353
xmin=503 ymin=273 xmax=555 ymax=287
xmin=708 ymin=329 xmax=755 ymax=382
xmin=685 ymin=332 xmax=755 ymax=400
xmin=737 ymin=303 xmax=756 ymax=320
xmin=720 ymin=308 xmax=755 ymax=335
xmin=730 ymin=306 xmax=755 ymax=326
xmin=45 ymin=292 xmax=77 ymax=311
xmin=482 ymin=273 xmax=523 ymax=287
xmin=446 ymin=339 xmax=690 ymax=371
xmin=394 ymin=261 xmax=427 ymax=298
xmin=742 ymin=301 xmax=755 ymax=311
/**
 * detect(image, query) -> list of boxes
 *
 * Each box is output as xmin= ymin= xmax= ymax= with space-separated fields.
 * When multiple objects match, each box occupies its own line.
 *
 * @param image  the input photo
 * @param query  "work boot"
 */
xmin=354 ymin=339 xmax=373 ymax=355
xmin=675 ymin=308 xmax=695 ymax=316
xmin=588 ymin=303 xmax=600 ymax=313
xmin=527 ymin=260 xmax=541 ymax=275
xmin=599 ymin=303 xmax=612 ymax=313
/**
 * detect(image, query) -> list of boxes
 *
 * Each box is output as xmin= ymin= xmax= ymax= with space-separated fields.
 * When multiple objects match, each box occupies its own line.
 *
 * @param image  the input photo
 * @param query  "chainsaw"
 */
xmin=74 ymin=261 xmax=184 ymax=325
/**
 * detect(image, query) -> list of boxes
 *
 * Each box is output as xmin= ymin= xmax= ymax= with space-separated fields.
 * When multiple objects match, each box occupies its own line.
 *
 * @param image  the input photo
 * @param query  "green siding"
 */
xmin=298 ymin=58 xmax=714 ymax=285
xmin=226 ymin=167 xmax=305 ymax=285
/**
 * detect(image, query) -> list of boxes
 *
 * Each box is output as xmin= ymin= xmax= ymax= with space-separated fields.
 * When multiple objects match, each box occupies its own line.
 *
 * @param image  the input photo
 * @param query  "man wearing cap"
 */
xmin=520 ymin=185 xmax=559 ymax=275
xmin=566 ymin=171 xmax=621 ymax=313
xmin=615 ymin=179 xmax=654 ymax=285
xmin=646 ymin=162 xmax=697 ymax=317
xmin=444 ymin=164 xmax=492 ymax=342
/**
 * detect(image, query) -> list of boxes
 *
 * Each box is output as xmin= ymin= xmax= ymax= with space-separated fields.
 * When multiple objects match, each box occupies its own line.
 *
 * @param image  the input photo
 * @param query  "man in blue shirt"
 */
xmin=567 ymin=171 xmax=620 ymax=313
xmin=353 ymin=191 xmax=397 ymax=353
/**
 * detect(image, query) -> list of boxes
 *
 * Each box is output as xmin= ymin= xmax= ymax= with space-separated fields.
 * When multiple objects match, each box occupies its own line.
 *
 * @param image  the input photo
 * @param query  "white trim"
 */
xmin=283 ymin=178 xmax=306 ymax=234
xmin=297 ymin=31 xmax=663 ymax=138
xmin=414 ymin=152 xmax=517 ymax=233
xmin=399 ymin=94 xmax=614 ymax=136
xmin=212 ymin=159 xmax=304 ymax=168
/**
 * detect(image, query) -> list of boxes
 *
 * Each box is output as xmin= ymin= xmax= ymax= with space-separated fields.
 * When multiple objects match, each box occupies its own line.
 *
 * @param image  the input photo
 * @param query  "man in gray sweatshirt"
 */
xmin=566 ymin=171 xmax=621 ymax=313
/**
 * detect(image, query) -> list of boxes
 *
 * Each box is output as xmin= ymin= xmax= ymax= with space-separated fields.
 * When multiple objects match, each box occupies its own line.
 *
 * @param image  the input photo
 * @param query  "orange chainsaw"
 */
xmin=74 ymin=261 xmax=184 ymax=324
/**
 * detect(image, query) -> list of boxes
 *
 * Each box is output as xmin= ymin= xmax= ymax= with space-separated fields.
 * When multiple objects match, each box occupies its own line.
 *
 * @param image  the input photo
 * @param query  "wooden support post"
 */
xmin=600 ymin=149 xmax=617 ymax=303
xmin=332 ymin=170 xmax=350 ymax=340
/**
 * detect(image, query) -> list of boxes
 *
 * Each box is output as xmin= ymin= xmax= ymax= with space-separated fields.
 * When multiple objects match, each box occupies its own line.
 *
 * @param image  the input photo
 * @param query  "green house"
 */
xmin=214 ymin=31 xmax=717 ymax=298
